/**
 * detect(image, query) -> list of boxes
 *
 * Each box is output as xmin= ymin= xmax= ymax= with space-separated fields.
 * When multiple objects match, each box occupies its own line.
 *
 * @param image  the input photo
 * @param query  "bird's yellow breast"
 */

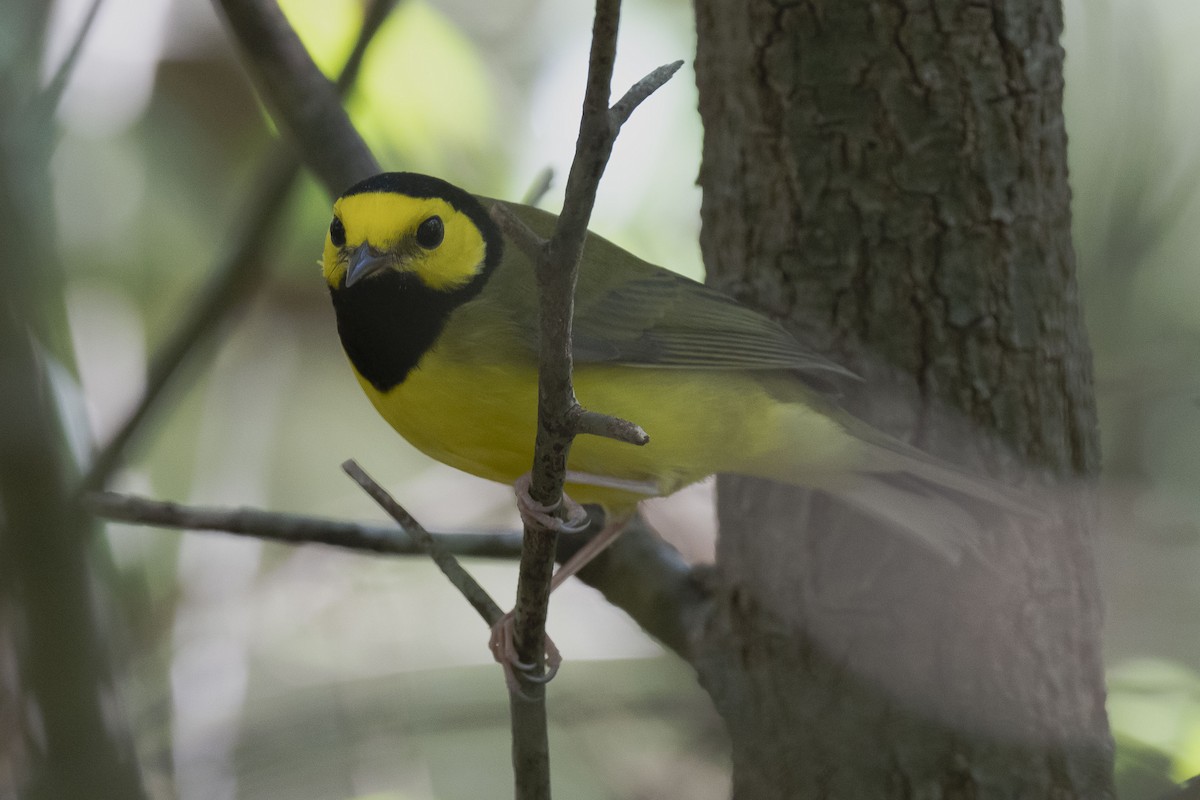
xmin=352 ymin=340 xmax=863 ymax=511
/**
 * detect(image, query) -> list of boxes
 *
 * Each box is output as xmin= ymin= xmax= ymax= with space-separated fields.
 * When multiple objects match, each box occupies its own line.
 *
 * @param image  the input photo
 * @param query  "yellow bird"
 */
xmin=322 ymin=172 xmax=1020 ymax=562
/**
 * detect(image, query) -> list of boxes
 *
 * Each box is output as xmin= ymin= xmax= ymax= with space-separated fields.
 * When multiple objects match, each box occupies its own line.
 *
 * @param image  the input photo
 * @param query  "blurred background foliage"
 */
xmin=9 ymin=0 xmax=1200 ymax=796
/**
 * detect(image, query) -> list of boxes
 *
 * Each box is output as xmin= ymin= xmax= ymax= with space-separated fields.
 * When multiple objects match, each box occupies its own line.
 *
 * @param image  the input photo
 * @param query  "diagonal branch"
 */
xmin=37 ymin=0 xmax=104 ymax=120
xmin=341 ymin=460 xmax=504 ymax=626
xmin=82 ymin=154 xmax=293 ymax=491
xmin=489 ymin=202 xmax=548 ymax=263
xmin=563 ymin=514 xmax=707 ymax=660
xmin=521 ymin=167 xmax=555 ymax=207
xmin=211 ymin=0 xmax=380 ymax=194
xmin=82 ymin=0 xmax=394 ymax=492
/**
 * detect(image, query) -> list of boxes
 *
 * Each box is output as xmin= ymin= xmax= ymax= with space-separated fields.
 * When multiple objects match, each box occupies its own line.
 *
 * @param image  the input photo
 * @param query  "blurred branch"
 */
xmin=0 ymin=4 xmax=145 ymax=794
xmin=341 ymin=460 xmax=505 ymax=625
xmin=1159 ymin=774 xmax=1200 ymax=800
xmin=84 ymin=2 xmax=690 ymax=795
xmin=82 ymin=0 xmax=395 ymax=492
xmin=87 ymin=490 xmax=706 ymax=660
xmin=36 ymin=0 xmax=103 ymax=119
xmin=87 ymin=490 xmax=523 ymax=558
xmin=335 ymin=0 xmax=400 ymax=96
xmin=212 ymin=0 xmax=381 ymax=194
xmin=81 ymin=154 xmax=291 ymax=491
xmin=521 ymin=167 xmax=554 ymax=206
xmin=567 ymin=515 xmax=706 ymax=661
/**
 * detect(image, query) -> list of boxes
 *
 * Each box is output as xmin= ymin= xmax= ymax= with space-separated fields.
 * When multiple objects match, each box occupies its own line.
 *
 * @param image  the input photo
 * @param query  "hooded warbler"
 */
xmin=322 ymin=172 xmax=1019 ymax=559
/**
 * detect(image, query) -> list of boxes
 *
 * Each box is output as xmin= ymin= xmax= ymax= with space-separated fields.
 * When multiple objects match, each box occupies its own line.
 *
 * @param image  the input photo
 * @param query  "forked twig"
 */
xmin=501 ymin=0 xmax=682 ymax=796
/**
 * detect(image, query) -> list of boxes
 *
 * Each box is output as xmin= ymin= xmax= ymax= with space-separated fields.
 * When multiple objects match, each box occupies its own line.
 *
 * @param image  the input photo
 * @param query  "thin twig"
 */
xmin=37 ymin=0 xmax=104 ymax=118
xmin=486 ymin=215 xmax=648 ymax=451
xmin=540 ymin=0 xmax=622 ymax=266
xmin=82 ymin=0 xmax=394 ymax=492
xmin=340 ymin=0 xmax=402 ymax=91
xmin=508 ymin=0 xmax=681 ymax=795
xmin=341 ymin=460 xmax=505 ymax=625
xmin=521 ymin=167 xmax=555 ymax=207
xmin=609 ymin=60 xmax=684 ymax=125
xmin=572 ymin=407 xmax=649 ymax=446
xmin=86 ymin=490 xmax=522 ymax=559
xmin=488 ymin=203 xmax=547 ymax=261
xmin=509 ymin=0 xmax=623 ymax=721
xmin=513 ymin=0 xmax=680 ymax=678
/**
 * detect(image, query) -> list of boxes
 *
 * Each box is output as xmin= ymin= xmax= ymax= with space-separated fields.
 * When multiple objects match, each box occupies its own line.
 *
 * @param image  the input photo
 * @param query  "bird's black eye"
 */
xmin=329 ymin=216 xmax=346 ymax=247
xmin=415 ymin=215 xmax=444 ymax=249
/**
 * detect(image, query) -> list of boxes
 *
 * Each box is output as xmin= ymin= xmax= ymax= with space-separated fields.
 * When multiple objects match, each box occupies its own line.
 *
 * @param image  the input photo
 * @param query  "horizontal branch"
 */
xmin=86 ymin=491 xmax=522 ymax=559
xmin=87 ymin=490 xmax=707 ymax=659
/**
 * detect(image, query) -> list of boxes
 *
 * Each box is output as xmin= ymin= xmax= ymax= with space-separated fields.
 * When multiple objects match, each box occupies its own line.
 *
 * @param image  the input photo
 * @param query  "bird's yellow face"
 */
xmin=322 ymin=187 xmax=490 ymax=292
xmin=323 ymin=172 xmax=504 ymax=393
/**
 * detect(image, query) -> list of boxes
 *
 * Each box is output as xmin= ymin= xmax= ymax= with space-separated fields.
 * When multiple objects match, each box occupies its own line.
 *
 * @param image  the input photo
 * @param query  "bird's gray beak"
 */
xmin=344 ymin=242 xmax=389 ymax=287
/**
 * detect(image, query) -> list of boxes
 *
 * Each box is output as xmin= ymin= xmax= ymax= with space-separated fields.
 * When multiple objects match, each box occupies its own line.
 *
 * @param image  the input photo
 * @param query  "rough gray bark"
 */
xmin=691 ymin=2 xmax=1112 ymax=797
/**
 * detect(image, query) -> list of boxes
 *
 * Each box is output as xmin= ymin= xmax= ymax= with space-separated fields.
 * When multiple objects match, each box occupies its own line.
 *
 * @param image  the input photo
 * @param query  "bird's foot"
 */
xmin=489 ymin=610 xmax=562 ymax=696
xmin=513 ymin=473 xmax=590 ymax=533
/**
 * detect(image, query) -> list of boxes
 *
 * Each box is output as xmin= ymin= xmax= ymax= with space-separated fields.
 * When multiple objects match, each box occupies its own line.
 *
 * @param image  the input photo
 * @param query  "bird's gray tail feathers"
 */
xmin=827 ymin=439 xmax=1038 ymax=562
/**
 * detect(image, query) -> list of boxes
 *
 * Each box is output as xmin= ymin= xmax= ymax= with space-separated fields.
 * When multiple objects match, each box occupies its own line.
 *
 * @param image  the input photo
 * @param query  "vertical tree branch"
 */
xmin=503 ymin=1 xmax=679 ymax=796
xmin=506 ymin=10 xmax=679 ymax=689
xmin=504 ymin=3 xmax=622 ymax=796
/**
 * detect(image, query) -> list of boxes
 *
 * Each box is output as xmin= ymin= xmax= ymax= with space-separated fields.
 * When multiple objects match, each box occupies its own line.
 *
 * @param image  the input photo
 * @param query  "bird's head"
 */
xmin=322 ymin=172 xmax=502 ymax=294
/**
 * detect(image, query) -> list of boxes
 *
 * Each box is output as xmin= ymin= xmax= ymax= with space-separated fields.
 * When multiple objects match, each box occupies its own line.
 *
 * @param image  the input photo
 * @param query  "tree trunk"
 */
xmin=691 ymin=1 xmax=1113 ymax=797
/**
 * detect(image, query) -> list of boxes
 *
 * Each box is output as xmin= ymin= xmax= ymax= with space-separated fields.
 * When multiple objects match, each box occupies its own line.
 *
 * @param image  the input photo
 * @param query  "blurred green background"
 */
xmin=22 ymin=0 xmax=1200 ymax=796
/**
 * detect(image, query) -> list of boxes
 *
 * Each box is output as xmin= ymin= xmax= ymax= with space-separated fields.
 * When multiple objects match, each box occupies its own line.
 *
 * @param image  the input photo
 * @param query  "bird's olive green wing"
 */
xmin=572 ymin=265 xmax=854 ymax=376
xmin=488 ymin=200 xmax=855 ymax=378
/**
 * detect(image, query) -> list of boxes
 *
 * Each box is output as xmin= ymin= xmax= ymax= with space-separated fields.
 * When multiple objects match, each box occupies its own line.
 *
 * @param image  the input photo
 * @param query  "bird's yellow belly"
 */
xmin=354 ymin=351 xmax=861 ymax=510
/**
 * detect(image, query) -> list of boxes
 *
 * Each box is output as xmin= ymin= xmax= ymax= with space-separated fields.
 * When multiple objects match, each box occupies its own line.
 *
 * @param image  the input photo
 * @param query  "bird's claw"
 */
xmin=513 ymin=473 xmax=590 ymax=534
xmin=489 ymin=611 xmax=562 ymax=697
